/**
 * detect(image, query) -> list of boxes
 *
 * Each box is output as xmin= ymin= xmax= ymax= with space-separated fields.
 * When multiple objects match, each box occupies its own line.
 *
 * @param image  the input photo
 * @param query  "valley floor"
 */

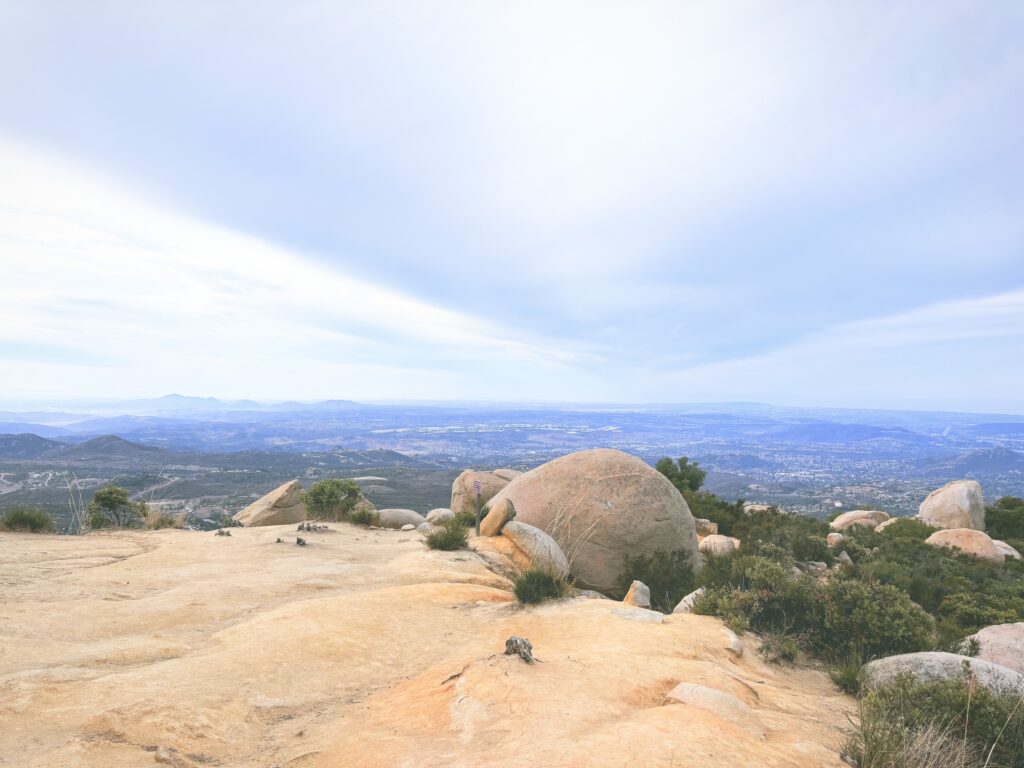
xmin=0 ymin=525 xmax=853 ymax=767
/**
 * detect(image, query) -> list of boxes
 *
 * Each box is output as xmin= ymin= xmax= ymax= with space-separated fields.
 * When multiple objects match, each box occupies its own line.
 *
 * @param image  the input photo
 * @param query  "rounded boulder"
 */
xmin=925 ymin=528 xmax=1004 ymax=565
xmin=698 ymin=534 xmax=737 ymax=556
xmin=488 ymin=448 xmax=699 ymax=593
xmin=917 ymin=480 xmax=985 ymax=530
xmin=830 ymin=510 xmax=889 ymax=531
xmin=450 ymin=470 xmax=510 ymax=518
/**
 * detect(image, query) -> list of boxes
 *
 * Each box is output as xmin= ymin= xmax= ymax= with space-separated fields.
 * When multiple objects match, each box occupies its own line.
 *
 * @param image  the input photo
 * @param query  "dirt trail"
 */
xmin=0 ymin=525 xmax=853 ymax=767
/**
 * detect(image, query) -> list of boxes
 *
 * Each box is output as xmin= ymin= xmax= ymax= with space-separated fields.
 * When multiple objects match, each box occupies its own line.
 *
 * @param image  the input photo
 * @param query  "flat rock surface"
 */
xmin=0 ymin=527 xmax=852 ymax=767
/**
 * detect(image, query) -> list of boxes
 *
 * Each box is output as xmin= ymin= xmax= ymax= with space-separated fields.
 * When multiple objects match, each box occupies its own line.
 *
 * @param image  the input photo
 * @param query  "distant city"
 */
xmin=1 ymin=395 xmax=1022 ymax=528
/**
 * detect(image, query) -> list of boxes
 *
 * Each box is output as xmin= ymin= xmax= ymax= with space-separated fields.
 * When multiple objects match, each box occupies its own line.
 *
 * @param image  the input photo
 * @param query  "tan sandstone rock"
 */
xmin=917 ymin=480 xmax=985 ymax=530
xmin=699 ymin=534 xmax=737 ymax=556
xmin=695 ymin=518 xmax=718 ymax=536
xmin=479 ymin=498 xmax=516 ymax=537
xmin=450 ymin=470 xmax=510 ymax=518
xmin=489 ymin=448 xmax=699 ymax=593
xmin=501 ymin=521 xmax=570 ymax=578
xmin=665 ymin=682 xmax=764 ymax=736
xmin=233 ymin=480 xmax=306 ymax=526
xmin=969 ymin=623 xmax=1024 ymax=674
xmin=925 ymin=528 xmax=1004 ymax=564
xmin=492 ymin=468 xmax=522 ymax=482
xmin=874 ymin=518 xmax=901 ymax=533
xmin=826 ymin=533 xmax=845 ymax=548
xmin=829 ymin=510 xmax=889 ymax=531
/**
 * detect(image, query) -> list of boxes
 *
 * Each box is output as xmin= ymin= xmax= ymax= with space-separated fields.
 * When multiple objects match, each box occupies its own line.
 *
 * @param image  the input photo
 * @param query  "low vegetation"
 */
xmin=844 ymin=673 xmax=1024 ymax=768
xmin=142 ymin=508 xmax=187 ymax=529
xmin=347 ymin=507 xmax=377 ymax=526
xmin=0 ymin=505 xmax=56 ymax=533
xmin=304 ymin=478 xmax=362 ymax=521
xmin=425 ymin=518 xmax=469 ymax=550
xmin=513 ymin=568 xmax=568 ymax=604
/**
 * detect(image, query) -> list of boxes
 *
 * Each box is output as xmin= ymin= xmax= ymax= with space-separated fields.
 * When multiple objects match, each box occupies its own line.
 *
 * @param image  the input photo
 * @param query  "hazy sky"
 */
xmin=1 ymin=2 xmax=1022 ymax=411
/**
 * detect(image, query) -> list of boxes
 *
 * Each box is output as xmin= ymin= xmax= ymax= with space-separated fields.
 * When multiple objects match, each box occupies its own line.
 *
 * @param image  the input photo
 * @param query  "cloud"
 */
xmin=0 ymin=139 xmax=598 ymax=400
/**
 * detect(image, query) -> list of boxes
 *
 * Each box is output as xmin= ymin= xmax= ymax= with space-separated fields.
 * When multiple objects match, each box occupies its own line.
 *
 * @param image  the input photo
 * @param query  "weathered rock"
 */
xmin=723 ymin=628 xmax=744 ymax=657
xmin=377 ymin=509 xmax=427 ymax=530
xmin=695 ymin=518 xmax=718 ymax=536
xmin=874 ymin=518 xmax=901 ymax=533
xmin=806 ymin=561 xmax=828 ymax=574
xmin=489 ymin=448 xmax=699 ymax=593
xmin=672 ymin=587 xmax=705 ymax=614
xmin=501 ymin=521 xmax=570 ymax=578
xmin=829 ymin=510 xmax=889 ymax=531
xmin=698 ymin=534 xmax=737 ymax=556
xmin=492 ymin=468 xmax=522 ymax=482
xmin=917 ymin=480 xmax=985 ymax=530
xmin=504 ymin=635 xmax=534 ymax=662
xmin=450 ymin=470 xmax=510 ymax=518
xmin=233 ymin=480 xmax=306 ymax=526
xmin=994 ymin=540 xmax=1022 ymax=561
xmin=969 ymin=623 xmax=1024 ymax=674
xmin=925 ymin=528 xmax=1004 ymax=564
xmin=623 ymin=580 xmax=651 ymax=609
xmin=400 ymin=523 xmax=416 ymax=531
xmin=743 ymin=503 xmax=773 ymax=515
xmin=826 ymin=532 xmax=845 ymax=548
xmin=479 ymin=498 xmax=516 ymax=537
xmin=836 ymin=551 xmax=853 ymax=567
xmin=863 ymin=652 xmax=1024 ymax=693
xmin=426 ymin=508 xmax=455 ymax=525
xmin=575 ymin=589 xmax=611 ymax=600
xmin=664 ymin=683 xmax=764 ymax=735
xmin=612 ymin=606 xmax=665 ymax=623
xmin=417 ymin=522 xmax=433 ymax=533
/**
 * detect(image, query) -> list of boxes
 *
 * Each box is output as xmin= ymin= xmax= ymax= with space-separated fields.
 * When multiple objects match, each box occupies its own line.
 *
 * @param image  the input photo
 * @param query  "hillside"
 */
xmin=0 ymin=525 xmax=852 ymax=767
xmin=0 ymin=433 xmax=64 ymax=459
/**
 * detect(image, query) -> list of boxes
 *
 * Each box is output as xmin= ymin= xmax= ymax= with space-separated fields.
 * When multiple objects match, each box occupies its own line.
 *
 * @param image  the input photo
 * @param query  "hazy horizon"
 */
xmin=2 ymin=3 xmax=1023 ymax=411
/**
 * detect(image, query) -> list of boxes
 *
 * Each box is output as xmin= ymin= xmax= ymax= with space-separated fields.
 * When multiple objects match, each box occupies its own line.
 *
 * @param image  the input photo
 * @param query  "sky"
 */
xmin=1 ymin=1 xmax=1022 ymax=411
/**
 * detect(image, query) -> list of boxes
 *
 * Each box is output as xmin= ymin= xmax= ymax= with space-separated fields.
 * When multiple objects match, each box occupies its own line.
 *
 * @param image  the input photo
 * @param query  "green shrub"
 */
xmin=425 ymin=519 xmax=468 ymax=550
xmin=732 ymin=510 xmax=832 ymax=563
xmin=845 ymin=672 xmax=1024 ymax=768
xmin=1 ymin=505 xmax=56 ymax=533
xmin=347 ymin=507 xmax=376 ymax=526
xmin=87 ymin=485 xmax=145 ymax=529
xmin=452 ymin=509 xmax=478 ymax=529
xmin=829 ymin=659 xmax=864 ymax=695
xmin=814 ymin=578 xmax=934 ymax=661
xmin=760 ymin=634 xmax=800 ymax=664
xmin=514 ymin=568 xmax=567 ymax=604
xmin=304 ymin=479 xmax=362 ymax=521
xmin=616 ymin=549 xmax=695 ymax=613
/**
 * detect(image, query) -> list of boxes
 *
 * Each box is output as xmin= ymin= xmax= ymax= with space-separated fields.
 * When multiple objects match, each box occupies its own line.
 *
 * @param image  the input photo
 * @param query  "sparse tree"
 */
xmin=87 ymin=485 xmax=145 ymax=529
xmin=655 ymin=456 xmax=706 ymax=494
xmin=304 ymin=478 xmax=361 ymax=521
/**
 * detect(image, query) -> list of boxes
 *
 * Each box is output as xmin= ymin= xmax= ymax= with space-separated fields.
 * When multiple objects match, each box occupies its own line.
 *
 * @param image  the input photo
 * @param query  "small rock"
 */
xmin=296 ymin=537 xmax=307 ymax=546
xmin=154 ymin=747 xmax=175 ymax=764
xmin=723 ymin=628 xmax=743 ymax=656
xmin=806 ymin=561 xmax=828 ymax=574
xmin=401 ymin=523 xmax=416 ymax=531
xmin=623 ymin=579 xmax=651 ymax=609
xmin=426 ymin=508 xmax=455 ymax=525
xmin=612 ymin=606 xmax=665 ymax=623
xmin=417 ymin=522 xmax=433 ymax=533
xmin=826 ymin=532 xmax=844 ymax=548
xmin=698 ymin=534 xmax=737 ymax=556
xmin=837 ymin=551 xmax=853 ymax=566
xmin=504 ymin=635 xmax=534 ymax=662
xmin=694 ymin=517 xmax=718 ymax=536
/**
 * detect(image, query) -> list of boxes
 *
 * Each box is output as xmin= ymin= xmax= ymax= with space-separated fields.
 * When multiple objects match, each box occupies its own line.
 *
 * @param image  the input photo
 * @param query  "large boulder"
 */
xmin=377 ymin=509 xmax=427 ymax=530
xmin=233 ymin=480 xmax=306 ymax=526
xmin=968 ymin=623 xmax=1024 ymax=674
xmin=450 ymin=470 xmax=511 ymax=518
xmin=917 ymin=480 xmax=985 ymax=530
xmin=426 ymin=508 xmax=455 ymax=525
xmin=492 ymin=468 xmax=522 ymax=482
xmin=698 ymin=534 xmax=737 ymax=556
xmin=500 ymin=521 xmax=569 ymax=578
xmin=489 ymin=449 xmax=699 ymax=593
xmin=863 ymin=652 xmax=1024 ymax=693
xmin=925 ymin=529 xmax=1004 ymax=565
xmin=830 ymin=510 xmax=889 ymax=531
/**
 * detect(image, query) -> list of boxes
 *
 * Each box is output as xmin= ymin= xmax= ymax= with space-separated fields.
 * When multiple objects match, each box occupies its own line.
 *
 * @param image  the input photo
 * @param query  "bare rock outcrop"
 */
xmin=489 ymin=448 xmax=699 ymax=593
xmin=233 ymin=480 xmax=306 ymax=526
xmin=917 ymin=480 xmax=985 ymax=530
xmin=924 ymin=528 xmax=1004 ymax=564
xmin=665 ymin=682 xmax=764 ymax=736
xmin=994 ymin=540 xmax=1022 ymax=561
xmin=450 ymin=470 xmax=511 ymax=518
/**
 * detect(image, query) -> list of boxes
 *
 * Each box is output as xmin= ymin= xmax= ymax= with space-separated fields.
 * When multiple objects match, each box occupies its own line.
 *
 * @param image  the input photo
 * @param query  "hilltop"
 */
xmin=0 ymin=524 xmax=852 ymax=767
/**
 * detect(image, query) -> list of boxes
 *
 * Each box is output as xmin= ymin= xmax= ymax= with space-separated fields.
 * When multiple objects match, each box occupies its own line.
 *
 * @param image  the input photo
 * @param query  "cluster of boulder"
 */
xmin=825 ymin=480 xmax=1020 ymax=565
